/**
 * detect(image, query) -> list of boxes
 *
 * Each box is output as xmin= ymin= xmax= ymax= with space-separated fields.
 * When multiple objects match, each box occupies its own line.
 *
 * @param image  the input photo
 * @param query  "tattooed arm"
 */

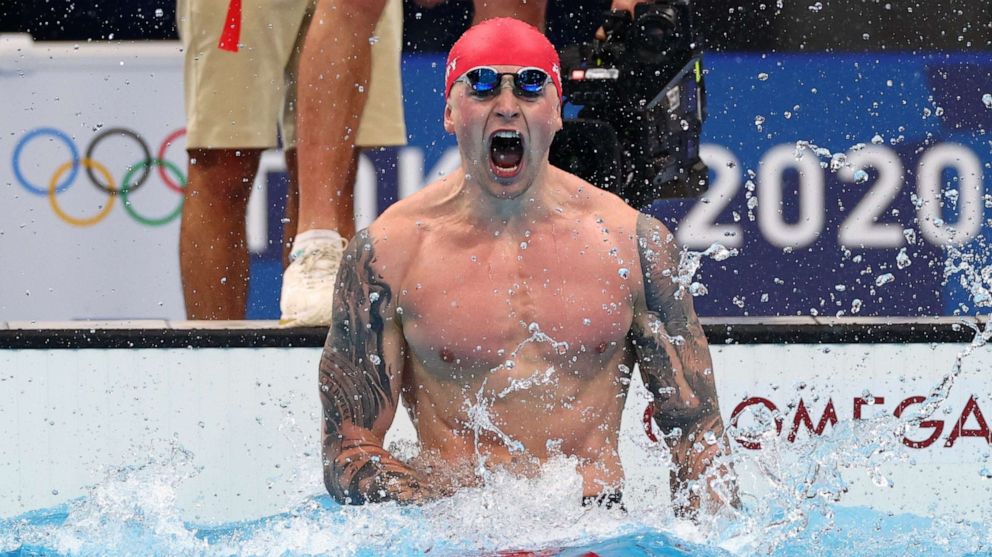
xmin=630 ymin=213 xmax=739 ymax=518
xmin=319 ymin=230 xmax=433 ymax=505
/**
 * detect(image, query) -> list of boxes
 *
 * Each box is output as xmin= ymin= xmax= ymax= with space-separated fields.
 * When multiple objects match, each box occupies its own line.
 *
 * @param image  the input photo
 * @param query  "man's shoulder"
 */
xmin=557 ymin=169 xmax=653 ymax=236
xmin=354 ymin=178 xmax=455 ymax=280
xmin=376 ymin=175 xmax=456 ymax=225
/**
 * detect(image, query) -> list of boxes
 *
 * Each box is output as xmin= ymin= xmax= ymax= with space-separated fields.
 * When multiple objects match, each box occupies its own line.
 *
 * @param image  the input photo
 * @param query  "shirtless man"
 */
xmin=319 ymin=17 xmax=735 ymax=517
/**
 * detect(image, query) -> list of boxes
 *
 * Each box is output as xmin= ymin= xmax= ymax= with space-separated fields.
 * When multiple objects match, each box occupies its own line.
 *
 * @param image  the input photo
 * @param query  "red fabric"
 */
xmin=444 ymin=18 xmax=561 ymax=100
xmin=217 ymin=0 xmax=242 ymax=52
xmin=643 ymin=402 xmax=658 ymax=442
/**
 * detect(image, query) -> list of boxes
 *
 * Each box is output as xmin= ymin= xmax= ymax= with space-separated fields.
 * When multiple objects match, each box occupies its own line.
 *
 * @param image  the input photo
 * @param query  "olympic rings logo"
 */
xmin=11 ymin=127 xmax=187 ymax=227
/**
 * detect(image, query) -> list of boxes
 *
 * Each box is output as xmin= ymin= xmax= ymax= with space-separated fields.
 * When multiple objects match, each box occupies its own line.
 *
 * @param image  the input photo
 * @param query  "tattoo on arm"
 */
xmin=319 ymin=230 xmax=425 ymax=504
xmin=631 ymin=213 xmax=732 ymax=514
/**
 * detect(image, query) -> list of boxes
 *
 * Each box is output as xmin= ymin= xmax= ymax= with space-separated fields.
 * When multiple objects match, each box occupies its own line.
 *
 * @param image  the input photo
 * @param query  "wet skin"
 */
xmin=319 ymin=67 xmax=732 ymax=515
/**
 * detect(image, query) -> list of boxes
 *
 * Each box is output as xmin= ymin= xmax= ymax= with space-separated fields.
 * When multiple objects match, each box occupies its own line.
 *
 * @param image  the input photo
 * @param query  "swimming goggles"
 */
xmin=455 ymin=66 xmax=552 ymax=99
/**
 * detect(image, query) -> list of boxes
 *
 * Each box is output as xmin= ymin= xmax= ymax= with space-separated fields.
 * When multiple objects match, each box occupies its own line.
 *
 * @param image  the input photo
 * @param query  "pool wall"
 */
xmin=1 ymin=318 xmax=988 ymax=522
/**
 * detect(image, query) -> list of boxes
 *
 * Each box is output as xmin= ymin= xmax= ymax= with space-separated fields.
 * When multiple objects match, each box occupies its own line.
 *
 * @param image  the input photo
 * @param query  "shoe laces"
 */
xmin=291 ymin=237 xmax=348 ymax=278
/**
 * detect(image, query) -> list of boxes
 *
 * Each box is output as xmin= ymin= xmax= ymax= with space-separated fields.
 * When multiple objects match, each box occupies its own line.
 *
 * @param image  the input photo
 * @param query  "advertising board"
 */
xmin=3 ymin=37 xmax=991 ymax=319
xmin=1 ymin=338 xmax=988 ymax=521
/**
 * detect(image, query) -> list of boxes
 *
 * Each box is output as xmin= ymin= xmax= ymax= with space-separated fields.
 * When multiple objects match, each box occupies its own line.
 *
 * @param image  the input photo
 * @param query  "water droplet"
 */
xmin=618 ymin=267 xmax=630 ymax=279
xmin=369 ymin=354 xmax=381 ymax=365
xmin=835 ymin=284 xmax=847 ymax=292
xmin=757 ymin=72 xmax=769 ymax=81
xmin=830 ymin=153 xmax=848 ymax=171
xmin=368 ymin=34 xmax=380 ymax=45
xmin=51 ymin=489 xmax=59 ymax=496
xmin=520 ymin=242 xmax=528 ymax=250
xmin=155 ymin=7 xmax=164 ymax=17
xmin=983 ymin=93 xmax=992 ymax=109
xmin=896 ymin=248 xmax=912 ymax=269
xmin=703 ymin=243 xmax=737 ymax=261
xmin=871 ymin=134 xmax=884 ymax=145
xmin=582 ymin=318 xmax=591 ymax=326
xmin=369 ymin=292 xmax=380 ymax=303
xmin=853 ymin=169 xmax=869 ymax=184
xmin=689 ymin=282 xmax=708 ymax=296
xmin=875 ymin=273 xmax=895 ymax=287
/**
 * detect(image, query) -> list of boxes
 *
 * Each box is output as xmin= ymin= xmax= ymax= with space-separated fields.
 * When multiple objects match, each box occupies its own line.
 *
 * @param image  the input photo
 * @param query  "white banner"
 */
xmin=1 ymin=36 xmax=189 ymax=320
xmin=1 ymin=341 xmax=988 ymax=522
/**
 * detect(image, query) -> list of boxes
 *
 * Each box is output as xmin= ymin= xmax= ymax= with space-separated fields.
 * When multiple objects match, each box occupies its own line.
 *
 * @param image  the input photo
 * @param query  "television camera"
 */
xmin=549 ymin=0 xmax=708 ymax=208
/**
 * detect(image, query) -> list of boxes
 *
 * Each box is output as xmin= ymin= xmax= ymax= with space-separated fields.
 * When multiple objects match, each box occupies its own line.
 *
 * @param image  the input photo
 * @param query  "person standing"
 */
xmin=177 ymin=0 xmax=404 ymax=320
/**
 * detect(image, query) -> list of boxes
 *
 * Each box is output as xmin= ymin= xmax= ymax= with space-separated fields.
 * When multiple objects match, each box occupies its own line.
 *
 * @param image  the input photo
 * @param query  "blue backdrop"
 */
xmin=247 ymin=52 xmax=992 ymax=319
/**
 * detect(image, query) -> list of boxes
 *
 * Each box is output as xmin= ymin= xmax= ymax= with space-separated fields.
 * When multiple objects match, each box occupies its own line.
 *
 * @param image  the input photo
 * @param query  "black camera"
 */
xmin=549 ymin=0 xmax=708 ymax=208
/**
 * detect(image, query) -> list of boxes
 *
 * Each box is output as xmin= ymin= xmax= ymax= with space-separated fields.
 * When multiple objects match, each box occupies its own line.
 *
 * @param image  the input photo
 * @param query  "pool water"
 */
xmin=1 ymin=450 xmax=989 ymax=557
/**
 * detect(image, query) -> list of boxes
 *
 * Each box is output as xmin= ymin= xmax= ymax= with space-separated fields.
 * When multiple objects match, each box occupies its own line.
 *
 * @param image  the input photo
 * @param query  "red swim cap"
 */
xmin=445 ymin=17 xmax=561 ymax=101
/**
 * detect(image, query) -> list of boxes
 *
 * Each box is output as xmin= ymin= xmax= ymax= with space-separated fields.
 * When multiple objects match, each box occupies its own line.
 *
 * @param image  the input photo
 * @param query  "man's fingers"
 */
xmin=595 ymin=1 xmax=647 ymax=40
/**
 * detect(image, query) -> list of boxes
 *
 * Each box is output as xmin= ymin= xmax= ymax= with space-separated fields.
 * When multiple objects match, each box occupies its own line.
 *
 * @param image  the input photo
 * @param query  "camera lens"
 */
xmin=632 ymin=6 xmax=678 ymax=64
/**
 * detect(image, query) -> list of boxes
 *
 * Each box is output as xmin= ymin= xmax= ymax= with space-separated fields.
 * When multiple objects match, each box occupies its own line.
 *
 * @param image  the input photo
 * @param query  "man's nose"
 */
xmin=493 ymin=81 xmax=520 ymax=119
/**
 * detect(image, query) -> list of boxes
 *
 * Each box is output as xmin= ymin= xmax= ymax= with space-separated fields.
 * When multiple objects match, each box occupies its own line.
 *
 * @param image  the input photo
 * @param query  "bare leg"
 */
xmin=179 ymin=148 xmax=261 ymax=320
xmin=283 ymin=147 xmax=299 ymax=268
xmin=472 ymin=0 xmax=547 ymax=29
xmin=296 ymin=0 xmax=388 ymax=241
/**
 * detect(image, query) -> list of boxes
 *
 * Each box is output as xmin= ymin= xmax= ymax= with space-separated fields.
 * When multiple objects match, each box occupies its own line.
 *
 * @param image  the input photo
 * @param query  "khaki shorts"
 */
xmin=178 ymin=0 xmax=406 ymax=149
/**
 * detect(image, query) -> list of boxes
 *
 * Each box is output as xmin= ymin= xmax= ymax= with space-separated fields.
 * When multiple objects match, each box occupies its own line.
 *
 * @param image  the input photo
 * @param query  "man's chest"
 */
xmin=394 ymin=231 xmax=638 ymax=375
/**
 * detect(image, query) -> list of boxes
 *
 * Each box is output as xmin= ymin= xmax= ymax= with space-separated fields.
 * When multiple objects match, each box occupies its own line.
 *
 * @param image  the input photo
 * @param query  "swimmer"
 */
xmin=319 ymin=18 xmax=738 ymax=518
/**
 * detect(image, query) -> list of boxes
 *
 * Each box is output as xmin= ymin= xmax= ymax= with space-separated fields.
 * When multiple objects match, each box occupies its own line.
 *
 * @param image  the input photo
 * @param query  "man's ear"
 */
xmin=443 ymin=101 xmax=455 ymax=134
xmin=553 ymin=99 xmax=563 ymax=132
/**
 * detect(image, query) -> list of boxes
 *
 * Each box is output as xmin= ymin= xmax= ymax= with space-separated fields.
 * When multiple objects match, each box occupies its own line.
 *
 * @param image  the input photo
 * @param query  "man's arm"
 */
xmin=630 ymin=213 xmax=737 ymax=518
xmin=320 ymin=230 xmax=431 ymax=504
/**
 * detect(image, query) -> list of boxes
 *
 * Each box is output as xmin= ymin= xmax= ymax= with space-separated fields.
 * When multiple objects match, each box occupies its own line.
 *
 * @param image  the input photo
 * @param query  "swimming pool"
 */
xmin=1 ymin=320 xmax=989 ymax=556
xmin=1 ymin=456 xmax=988 ymax=556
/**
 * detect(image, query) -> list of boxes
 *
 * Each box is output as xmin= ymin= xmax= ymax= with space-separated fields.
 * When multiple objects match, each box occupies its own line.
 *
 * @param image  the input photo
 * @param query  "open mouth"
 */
xmin=489 ymin=130 xmax=524 ymax=179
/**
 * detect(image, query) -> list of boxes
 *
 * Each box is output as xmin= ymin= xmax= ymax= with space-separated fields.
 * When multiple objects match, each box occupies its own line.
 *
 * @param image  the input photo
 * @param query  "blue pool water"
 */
xmin=1 ymin=454 xmax=989 ymax=557
xmin=2 ymin=496 xmax=990 ymax=556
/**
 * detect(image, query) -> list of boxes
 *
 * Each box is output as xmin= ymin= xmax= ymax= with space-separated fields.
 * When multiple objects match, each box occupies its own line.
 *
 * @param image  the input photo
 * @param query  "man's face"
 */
xmin=444 ymin=64 xmax=563 ymax=200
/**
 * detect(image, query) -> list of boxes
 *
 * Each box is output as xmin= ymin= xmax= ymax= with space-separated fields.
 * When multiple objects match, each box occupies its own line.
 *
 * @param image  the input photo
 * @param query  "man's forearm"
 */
xmin=661 ymin=411 xmax=739 ymax=517
xmin=324 ymin=442 xmax=434 ymax=505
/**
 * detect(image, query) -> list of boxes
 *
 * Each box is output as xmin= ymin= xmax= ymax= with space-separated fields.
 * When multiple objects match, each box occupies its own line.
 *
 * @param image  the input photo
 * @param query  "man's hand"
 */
xmin=664 ymin=413 xmax=741 ymax=519
xmin=595 ymin=0 xmax=648 ymax=40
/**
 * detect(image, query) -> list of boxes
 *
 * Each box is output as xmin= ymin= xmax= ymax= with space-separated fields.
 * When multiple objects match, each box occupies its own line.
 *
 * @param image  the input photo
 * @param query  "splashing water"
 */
xmin=672 ymin=243 xmax=740 ymax=300
xmin=462 ymin=322 xmax=570 ymax=476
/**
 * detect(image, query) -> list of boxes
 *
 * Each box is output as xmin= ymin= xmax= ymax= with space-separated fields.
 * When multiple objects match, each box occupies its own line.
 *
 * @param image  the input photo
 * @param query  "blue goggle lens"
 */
xmin=463 ymin=67 xmax=550 ymax=98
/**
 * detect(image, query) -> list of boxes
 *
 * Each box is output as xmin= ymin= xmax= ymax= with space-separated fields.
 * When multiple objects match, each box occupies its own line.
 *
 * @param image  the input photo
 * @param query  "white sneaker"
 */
xmin=279 ymin=232 xmax=349 ymax=327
